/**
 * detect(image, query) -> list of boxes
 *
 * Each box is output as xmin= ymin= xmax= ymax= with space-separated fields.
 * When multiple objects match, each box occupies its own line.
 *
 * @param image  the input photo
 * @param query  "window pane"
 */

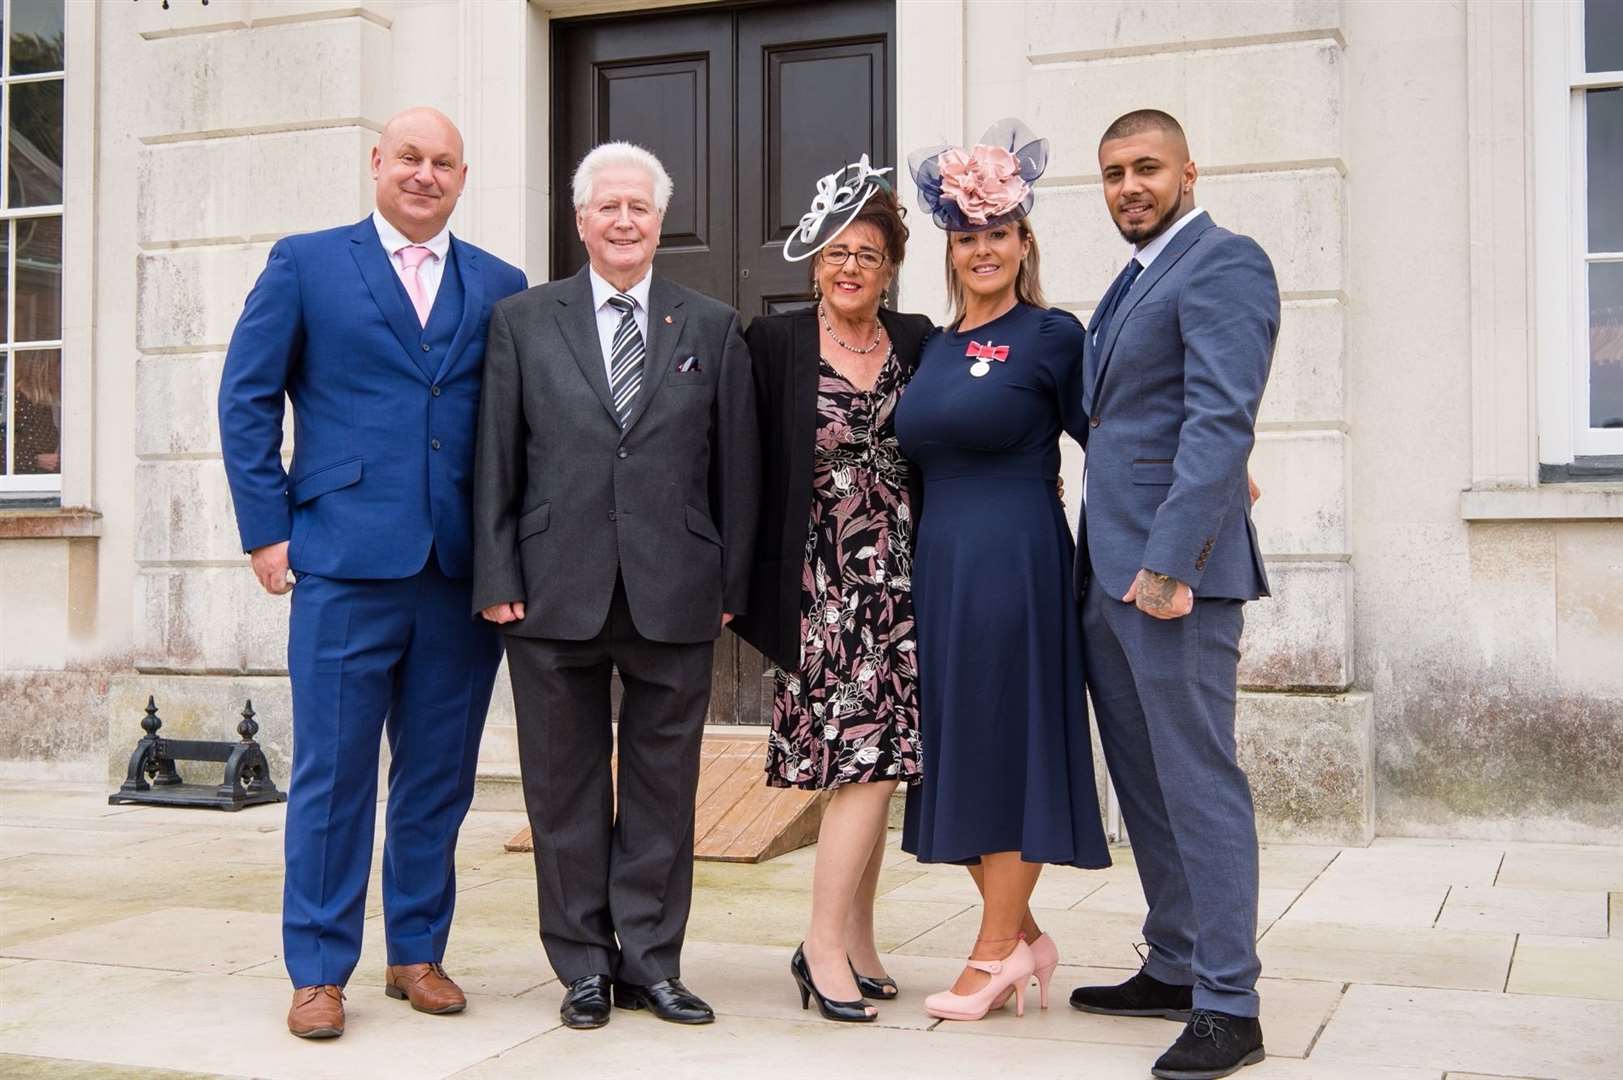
xmin=8 ymin=79 xmax=63 ymax=208
xmin=1588 ymin=89 xmax=1623 ymax=252
xmin=1 ymin=223 xmax=10 ymax=344
xmin=1593 ymin=263 xmax=1623 ymax=429
xmin=12 ymin=348 xmax=58 ymax=474
xmin=14 ymin=215 xmax=59 ymax=342
xmin=1588 ymin=0 xmax=1623 ymax=73
xmin=1 ymin=358 xmax=8 ymax=475
xmin=9 ymin=0 xmax=63 ymax=76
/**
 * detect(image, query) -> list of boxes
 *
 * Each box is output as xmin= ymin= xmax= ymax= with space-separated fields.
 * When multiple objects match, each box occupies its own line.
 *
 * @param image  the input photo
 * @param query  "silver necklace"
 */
xmin=819 ymin=302 xmax=883 ymax=355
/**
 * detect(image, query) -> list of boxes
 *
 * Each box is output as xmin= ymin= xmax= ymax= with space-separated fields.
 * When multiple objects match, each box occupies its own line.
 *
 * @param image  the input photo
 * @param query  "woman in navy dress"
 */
xmin=897 ymin=120 xmax=1110 ymax=1022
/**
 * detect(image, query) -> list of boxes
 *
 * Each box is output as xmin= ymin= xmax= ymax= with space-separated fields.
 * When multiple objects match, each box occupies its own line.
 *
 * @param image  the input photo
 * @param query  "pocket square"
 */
xmin=677 ymin=355 xmax=702 ymax=373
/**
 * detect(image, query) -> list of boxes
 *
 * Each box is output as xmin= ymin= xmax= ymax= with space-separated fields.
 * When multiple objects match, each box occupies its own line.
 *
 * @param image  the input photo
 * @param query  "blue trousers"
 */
xmin=283 ymin=558 xmax=502 ymax=987
xmin=1081 ymin=571 xmax=1260 ymax=1017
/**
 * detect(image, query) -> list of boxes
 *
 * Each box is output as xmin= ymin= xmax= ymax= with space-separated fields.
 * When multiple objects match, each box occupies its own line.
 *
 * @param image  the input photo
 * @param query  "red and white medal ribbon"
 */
xmin=965 ymin=340 xmax=1010 ymax=378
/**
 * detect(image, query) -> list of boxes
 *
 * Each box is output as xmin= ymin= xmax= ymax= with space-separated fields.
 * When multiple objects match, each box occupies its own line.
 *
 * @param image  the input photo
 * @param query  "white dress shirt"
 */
xmin=372 ymin=209 xmax=452 ymax=312
xmin=1132 ymin=206 xmax=1206 ymax=270
xmin=589 ymin=267 xmax=653 ymax=381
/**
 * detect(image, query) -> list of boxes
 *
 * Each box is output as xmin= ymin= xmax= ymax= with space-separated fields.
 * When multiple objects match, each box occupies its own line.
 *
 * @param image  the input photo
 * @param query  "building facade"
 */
xmin=1 ymin=0 xmax=1619 ymax=845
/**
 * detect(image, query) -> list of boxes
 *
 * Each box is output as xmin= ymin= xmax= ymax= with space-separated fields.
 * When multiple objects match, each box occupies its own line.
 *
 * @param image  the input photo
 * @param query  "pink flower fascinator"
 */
xmin=907 ymin=118 xmax=1048 ymax=232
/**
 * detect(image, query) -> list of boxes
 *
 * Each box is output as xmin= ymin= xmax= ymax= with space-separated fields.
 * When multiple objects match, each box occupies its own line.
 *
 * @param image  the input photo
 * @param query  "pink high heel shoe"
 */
xmin=995 ymin=932 xmax=1059 ymax=1010
xmin=924 ymin=939 xmax=1036 ymax=1021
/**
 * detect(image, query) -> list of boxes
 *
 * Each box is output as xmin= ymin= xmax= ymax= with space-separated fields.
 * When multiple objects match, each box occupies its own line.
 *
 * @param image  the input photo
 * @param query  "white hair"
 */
xmin=572 ymin=142 xmax=673 ymax=214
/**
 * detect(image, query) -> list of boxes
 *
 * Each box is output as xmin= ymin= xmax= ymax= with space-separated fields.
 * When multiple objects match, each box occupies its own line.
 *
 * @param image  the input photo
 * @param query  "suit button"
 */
xmin=431 ymin=385 xmax=441 ymax=396
xmin=1089 ymin=416 xmax=1101 ymax=428
xmin=608 ymin=510 xmax=617 ymax=522
xmin=617 ymin=448 xmax=628 ymax=459
xmin=421 ymin=343 xmax=431 ymax=352
xmin=431 ymin=438 xmax=441 ymax=451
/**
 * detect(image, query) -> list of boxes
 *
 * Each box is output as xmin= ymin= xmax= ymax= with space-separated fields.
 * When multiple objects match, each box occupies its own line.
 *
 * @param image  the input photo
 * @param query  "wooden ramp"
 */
xmin=504 ymin=728 xmax=829 ymax=863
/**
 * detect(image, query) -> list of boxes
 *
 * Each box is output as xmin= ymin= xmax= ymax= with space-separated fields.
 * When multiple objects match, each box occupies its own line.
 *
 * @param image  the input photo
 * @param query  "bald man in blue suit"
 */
xmin=1069 ymin=110 xmax=1278 ymax=1080
xmin=219 ymin=107 xmax=527 ymax=1039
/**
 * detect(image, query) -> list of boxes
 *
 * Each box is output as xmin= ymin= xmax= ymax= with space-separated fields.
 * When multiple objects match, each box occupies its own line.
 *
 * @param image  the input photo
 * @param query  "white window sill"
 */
xmin=1460 ymin=485 xmax=1623 ymax=521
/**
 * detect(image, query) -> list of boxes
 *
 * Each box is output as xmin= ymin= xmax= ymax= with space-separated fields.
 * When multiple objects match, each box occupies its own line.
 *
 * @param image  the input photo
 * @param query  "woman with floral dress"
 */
xmin=732 ymin=162 xmax=934 ymax=1023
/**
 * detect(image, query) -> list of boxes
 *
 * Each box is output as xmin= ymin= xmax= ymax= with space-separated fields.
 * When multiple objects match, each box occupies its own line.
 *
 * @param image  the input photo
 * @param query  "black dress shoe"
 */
xmin=559 ymin=973 xmax=612 ymax=1030
xmin=612 ymin=978 xmax=715 ymax=1024
xmin=1070 ymin=968 xmax=1193 ymax=1020
xmin=1152 ymin=1010 xmax=1265 ymax=1080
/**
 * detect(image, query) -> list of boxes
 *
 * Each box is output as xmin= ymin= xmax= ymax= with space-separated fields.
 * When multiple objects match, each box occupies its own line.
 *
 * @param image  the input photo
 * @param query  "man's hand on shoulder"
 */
xmin=250 ymin=541 xmax=293 ymax=596
xmin=1123 ymin=569 xmax=1193 ymax=620
xmin=481 ymin=601 xmax=527 ymax=624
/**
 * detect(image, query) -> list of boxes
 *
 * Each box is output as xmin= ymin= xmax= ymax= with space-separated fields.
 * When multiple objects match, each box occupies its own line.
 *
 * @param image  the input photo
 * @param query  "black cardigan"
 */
xmin=730 ymin=307 xmax=936 ymax=671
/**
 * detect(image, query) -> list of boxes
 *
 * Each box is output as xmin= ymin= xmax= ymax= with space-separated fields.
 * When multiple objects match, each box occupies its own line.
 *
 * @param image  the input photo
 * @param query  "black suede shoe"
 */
xmin=1070 ymin=968 xmax=1194 ymax=1020
xmin=612 ymin=978 xmax=715 ymax=1024
xmin=559 ymin=973 xmax=611 ymax=1030
xmin=1151 ymin=1010 xmax=1265 ymax=1080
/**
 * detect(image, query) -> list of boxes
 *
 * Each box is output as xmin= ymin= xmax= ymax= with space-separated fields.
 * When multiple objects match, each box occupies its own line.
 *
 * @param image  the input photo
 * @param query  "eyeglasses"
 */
xmin=820 ymin=247 xmax=887 ymax=270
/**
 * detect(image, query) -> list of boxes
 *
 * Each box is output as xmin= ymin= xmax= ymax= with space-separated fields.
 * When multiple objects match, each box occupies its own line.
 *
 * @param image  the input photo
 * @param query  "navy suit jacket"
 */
xmin=219 ymin=216 xmax=528 ymax=580
xmin=1076 ymin=213 xmax=1278 ymax=602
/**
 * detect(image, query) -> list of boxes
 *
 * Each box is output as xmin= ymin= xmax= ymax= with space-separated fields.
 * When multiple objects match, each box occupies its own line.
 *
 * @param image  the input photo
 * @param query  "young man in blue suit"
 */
xmin=218 ymin=106 xmax=527 ymax=1039
xmin=1068 ymin=110 xmax=1279 ymax=1080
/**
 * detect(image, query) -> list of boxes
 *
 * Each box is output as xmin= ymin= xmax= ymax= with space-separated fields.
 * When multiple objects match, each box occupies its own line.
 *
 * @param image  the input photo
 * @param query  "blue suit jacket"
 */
xmin=218 ymin=217 xmax=528 ymax=580
xmin=1076 ymin=213 xmax=1278 ymax=602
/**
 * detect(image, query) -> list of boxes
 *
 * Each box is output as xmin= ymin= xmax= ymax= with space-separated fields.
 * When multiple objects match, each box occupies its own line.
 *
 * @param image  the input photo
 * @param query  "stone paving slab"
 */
xmin=0 ymin=959 xmax=555 ymax=1080
xmin=0 ymin=1055 xmax=241 ymax=1080
xmin=1437 ymin=884 xmax=1609 ymax=938
xmin=1506 ymin=933 xmax=1623 ymax=1001
xmin=1256 ymin=920 xmax=1515 ymax=991
xmin=1311 ymin=983 xmax=1623 ymax=1079
xmin=446 ymin=1012 xmax=1441 ymax=1080
xmin=1281 ymin=876 xmax=1449 ymax=928
xmin=1496 ymin=844 xmax=1623 ymax=892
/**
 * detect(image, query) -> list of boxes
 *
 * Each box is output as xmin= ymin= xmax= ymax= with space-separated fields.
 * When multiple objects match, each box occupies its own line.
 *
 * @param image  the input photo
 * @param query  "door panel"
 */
xmin=738 ymin=4 xmax=893 ymax=317
xmin=553 ymin=0 xmax=894 ymax=315
xmin=552 ymin=10 xmax=735 ymax=300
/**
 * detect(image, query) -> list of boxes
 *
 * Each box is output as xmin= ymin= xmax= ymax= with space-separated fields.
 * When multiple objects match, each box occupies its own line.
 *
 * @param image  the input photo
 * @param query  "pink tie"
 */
xmin=396 ymin=244 xmax=435 ymax=326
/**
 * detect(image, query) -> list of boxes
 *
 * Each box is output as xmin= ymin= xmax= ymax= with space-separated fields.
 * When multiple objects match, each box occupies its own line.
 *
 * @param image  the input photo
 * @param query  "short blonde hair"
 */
xmin=572 ymin=142 xmax=673 ymax=214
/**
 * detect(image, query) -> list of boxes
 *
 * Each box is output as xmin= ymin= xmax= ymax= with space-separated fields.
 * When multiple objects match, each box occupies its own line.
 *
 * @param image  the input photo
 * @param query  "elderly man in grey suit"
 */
xmin=472 ymin=142 xmax=758 ymax=1031
xmin=1068 ymin=110 xmax=1278 ymax=1080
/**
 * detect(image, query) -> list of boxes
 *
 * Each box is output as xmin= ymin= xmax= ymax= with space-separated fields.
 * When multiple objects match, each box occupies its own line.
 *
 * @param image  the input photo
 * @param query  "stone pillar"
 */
xmin=114 ymin=0 xmax=397 ymax=775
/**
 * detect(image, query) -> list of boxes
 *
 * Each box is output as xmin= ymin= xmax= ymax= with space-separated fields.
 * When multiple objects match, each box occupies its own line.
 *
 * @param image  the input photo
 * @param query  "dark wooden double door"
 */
xmin=552 ymin=0 xmax=896 ymax=317
xmin=553 ymin=0 xmax=896 ymax=724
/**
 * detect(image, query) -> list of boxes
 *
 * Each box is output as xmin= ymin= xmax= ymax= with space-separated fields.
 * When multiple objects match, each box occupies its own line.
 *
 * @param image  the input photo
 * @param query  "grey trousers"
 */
xmin=1081 ymin=570 xmax=1261 ymax=1017
xmin=505 ymin=577 xmax=715 ymax=987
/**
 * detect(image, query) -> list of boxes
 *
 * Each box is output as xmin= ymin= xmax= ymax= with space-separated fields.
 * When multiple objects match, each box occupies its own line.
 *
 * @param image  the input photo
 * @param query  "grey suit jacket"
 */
xmin=1076 ymin=213 xmax=1278 ymax=602
xmin=472 ymin=265 xmax=760 ymax=643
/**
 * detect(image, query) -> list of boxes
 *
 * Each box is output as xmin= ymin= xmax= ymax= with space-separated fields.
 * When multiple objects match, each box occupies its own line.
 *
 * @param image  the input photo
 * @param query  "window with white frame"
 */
xmin=1578 ymin=0 xmax=1623 ymax=451
xmin=0 ymin=0 xmax=64 ymax=494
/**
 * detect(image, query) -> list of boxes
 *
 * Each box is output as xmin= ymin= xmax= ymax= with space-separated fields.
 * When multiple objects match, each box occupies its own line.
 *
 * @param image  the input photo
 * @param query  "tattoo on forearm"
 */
xmin=1139 ymin=571 xmax=1180 ymax=611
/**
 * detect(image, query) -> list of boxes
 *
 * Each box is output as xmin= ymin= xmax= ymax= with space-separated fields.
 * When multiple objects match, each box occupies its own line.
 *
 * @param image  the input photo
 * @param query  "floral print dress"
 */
xmin=765 ymin=349 xmax=923 ymax=790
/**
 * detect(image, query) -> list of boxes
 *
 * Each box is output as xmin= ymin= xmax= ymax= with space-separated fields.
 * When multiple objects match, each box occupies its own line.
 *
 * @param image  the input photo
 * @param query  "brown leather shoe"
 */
xmin=384 ymin=962 xmax=467 ymax=1014
xmin=288 ymin=984 xmax=345 ymax=1038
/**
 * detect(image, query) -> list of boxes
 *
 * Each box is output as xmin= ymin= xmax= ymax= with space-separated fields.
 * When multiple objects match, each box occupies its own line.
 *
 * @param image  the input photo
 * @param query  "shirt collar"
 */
xmin=589 ymin=266 xmax=653 ymax=313
xmin=1132 ymin=206 xmax=1206 ymax=270
xmin=372 ymin=209 xmax=452 ymax=262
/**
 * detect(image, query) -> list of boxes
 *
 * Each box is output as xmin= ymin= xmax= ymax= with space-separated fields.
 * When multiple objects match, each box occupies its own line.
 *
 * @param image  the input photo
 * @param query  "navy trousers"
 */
xmin=1081 ymin=570 xmax=1261 ymax=1017
xmin=283 ymin=556 xmax=502 ymax=987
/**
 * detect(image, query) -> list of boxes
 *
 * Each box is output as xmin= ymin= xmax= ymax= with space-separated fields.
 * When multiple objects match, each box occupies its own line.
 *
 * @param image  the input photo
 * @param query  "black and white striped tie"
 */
xmin=606 ymin=292 xmax=645 ymax=428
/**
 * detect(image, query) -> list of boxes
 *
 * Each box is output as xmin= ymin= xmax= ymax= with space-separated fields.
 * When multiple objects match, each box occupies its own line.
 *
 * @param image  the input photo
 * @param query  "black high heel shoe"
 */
xmin=850 ymin=962 xmax=899 ymax=1000
xmin=791 ymin=944 xmax=876 ymax=1023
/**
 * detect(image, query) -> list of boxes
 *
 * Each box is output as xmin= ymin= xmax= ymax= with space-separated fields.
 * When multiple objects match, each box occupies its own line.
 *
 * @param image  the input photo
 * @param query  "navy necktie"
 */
xmin=606 ymin=292 xmax=645 ymax=428
xmin=1091 ymin=257 xmax=1143 ymax=349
